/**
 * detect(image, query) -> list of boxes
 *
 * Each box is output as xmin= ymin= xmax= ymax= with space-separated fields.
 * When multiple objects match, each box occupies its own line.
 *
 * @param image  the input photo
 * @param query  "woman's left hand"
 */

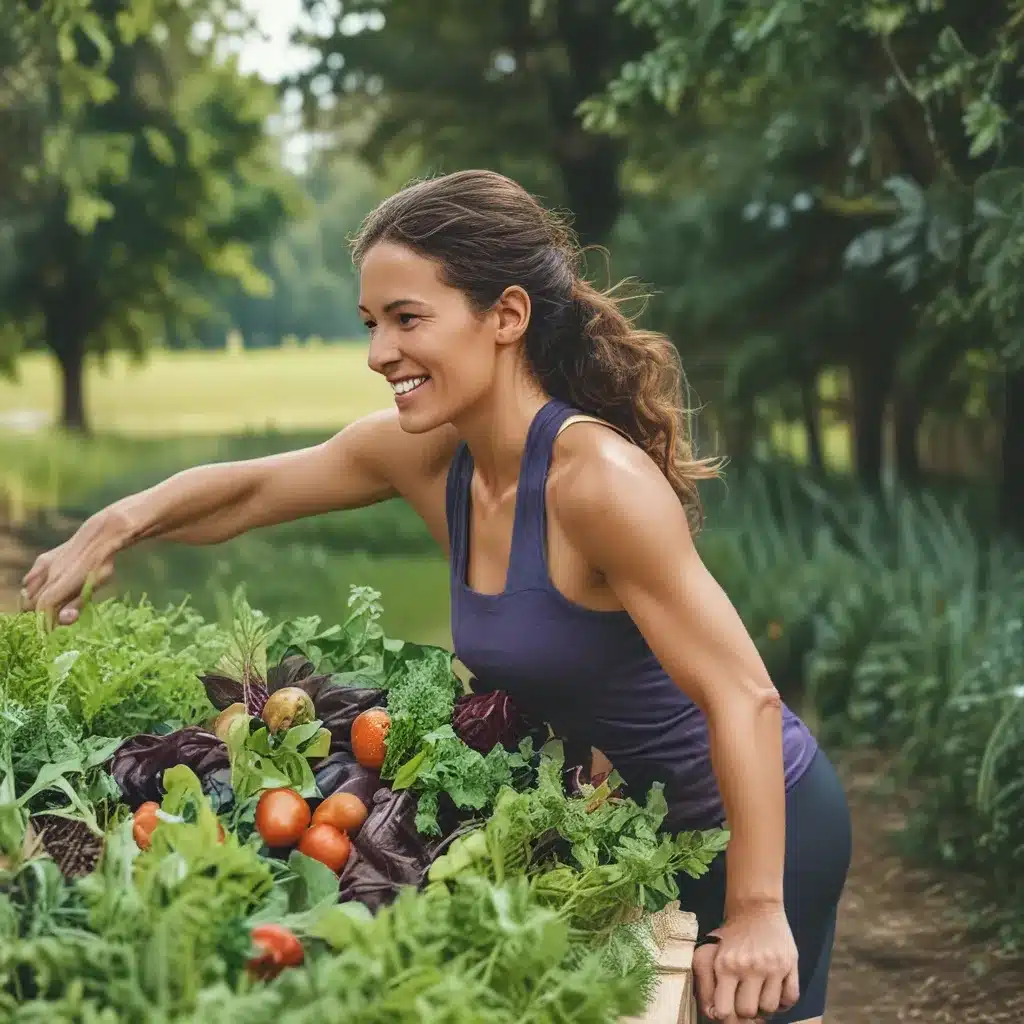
xmin=692 ymin=902 xmax=799 ymax=1021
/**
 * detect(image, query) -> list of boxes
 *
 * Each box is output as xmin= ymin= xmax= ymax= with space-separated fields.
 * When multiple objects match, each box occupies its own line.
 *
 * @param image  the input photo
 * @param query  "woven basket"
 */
xmin=619 ymin=902 xmax=698 ymax=1024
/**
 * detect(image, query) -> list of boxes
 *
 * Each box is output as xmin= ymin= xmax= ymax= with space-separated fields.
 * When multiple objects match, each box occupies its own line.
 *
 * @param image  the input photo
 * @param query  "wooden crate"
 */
xmin=620 ymin=902 xmax=698 ymax=1024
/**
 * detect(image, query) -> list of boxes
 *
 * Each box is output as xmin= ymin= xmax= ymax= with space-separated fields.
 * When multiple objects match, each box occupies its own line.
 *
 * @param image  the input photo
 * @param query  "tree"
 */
xmin=584 ymin=0 xmax=1024 ymax=521
xmin=294 ymin=0 xmax=652 ymax=245
xmin=0 ymin=0 xmax=299 ymax=433
xmin=175 ymin=154 xmax=384 ymax=349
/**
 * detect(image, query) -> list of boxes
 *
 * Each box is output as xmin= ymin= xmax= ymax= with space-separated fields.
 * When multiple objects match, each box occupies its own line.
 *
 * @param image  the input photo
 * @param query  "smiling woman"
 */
xmin=22 ymin=169 xmax=851 ymax=1024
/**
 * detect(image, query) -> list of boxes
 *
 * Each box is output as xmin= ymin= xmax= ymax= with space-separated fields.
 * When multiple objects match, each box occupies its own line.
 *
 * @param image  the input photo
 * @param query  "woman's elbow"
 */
xmin=703 ymin=676 xmax=783 ymax=722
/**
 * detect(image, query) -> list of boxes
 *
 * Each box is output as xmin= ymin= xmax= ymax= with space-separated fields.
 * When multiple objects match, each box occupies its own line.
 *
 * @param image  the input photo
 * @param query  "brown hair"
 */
xmin=351 ymin=169 xmax=720 ymax=530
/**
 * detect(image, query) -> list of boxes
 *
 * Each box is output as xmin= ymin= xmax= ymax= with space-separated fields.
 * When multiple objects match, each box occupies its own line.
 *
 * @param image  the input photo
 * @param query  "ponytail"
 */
xmin=526 ymin=276 xmax=721 ymax=532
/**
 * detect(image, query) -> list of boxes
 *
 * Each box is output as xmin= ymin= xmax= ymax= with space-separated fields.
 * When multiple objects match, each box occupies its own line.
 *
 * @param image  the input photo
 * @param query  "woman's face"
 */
xmin=359 ymin=241 xmax=527 ymax=433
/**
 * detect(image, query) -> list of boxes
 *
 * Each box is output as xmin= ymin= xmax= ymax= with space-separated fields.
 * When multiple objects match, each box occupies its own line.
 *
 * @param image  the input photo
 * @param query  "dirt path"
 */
xmin=828 ymin=751 xmax=1024 ymax=1023
xmin=0 ymin=524 xmax=32 ymax=613
xmin=0 ymin=527 xmax=1022 ymax=1020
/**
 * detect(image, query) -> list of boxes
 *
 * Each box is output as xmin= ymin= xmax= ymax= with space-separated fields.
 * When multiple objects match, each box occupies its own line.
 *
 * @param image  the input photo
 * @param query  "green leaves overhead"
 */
xmin=295 ymin=0 xmax=653 ymax=244
xmin=589 ymin=0 xmax=1024 ymax=360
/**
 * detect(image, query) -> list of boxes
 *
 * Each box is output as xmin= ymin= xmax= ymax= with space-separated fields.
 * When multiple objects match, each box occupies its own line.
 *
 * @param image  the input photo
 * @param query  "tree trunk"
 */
xmin=893 ymin=332 xmax=967 ymax=485
xmin=893 ymin=396 xmax=923 ymax=483
xmin=556 ymin=138 xmax=623 ymax=246
xmin=849 ymin=346 xmax=896 ymax=489
xmin=57 ymin=338 xmax=89 ymax=434
xmin=46 ymin=307 xmax=90 ymax=434
xmin=723 ymin=398 xmax=757 ymax=465
xmin=800 ymin=374 xmax=824 ymax=473
xmin=547 ymin=0 xmax=631 ymax=245
xmin=999 ymin=367 xmax=1024 ymax=542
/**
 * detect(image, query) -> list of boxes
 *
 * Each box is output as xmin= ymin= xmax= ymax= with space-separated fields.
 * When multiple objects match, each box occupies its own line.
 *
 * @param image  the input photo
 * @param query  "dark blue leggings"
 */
xmin=675 ymin=749 xmax=852 ymax=1022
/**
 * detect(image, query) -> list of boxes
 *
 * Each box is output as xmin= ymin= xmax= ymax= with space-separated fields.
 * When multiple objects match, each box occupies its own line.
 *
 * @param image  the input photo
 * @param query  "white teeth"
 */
xmin=392 ymin=376 xmax=428 ymax=395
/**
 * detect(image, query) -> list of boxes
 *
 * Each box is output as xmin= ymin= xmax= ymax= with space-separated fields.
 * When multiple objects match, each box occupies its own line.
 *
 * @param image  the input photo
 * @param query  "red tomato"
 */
xmin=255 ymin=789 xmax=311 ymax=849
xmin=312 ymin=793 xmax=368 ymax=835
xmin=248 ymin=923 xmax=304 ymax=980
xmin=297 ymin=823 xmax=351 ymax=872
xmin=351 ymin=708 xmax=391 ymax=770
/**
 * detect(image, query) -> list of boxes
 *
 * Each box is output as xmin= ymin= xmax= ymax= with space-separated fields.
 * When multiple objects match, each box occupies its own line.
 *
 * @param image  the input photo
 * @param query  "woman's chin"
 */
xmin=395 ymin=403 xmax=444 ymax=434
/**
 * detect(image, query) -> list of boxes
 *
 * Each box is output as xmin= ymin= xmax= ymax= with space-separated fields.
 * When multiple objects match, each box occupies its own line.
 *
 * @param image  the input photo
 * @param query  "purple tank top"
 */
xmin=446 ymin=398 xmax=818 ymax=828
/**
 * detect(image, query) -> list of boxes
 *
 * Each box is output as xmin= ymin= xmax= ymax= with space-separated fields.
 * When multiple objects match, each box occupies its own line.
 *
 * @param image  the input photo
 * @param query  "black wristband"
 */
xmin=694 ymin=933 xmax=721 ymax=949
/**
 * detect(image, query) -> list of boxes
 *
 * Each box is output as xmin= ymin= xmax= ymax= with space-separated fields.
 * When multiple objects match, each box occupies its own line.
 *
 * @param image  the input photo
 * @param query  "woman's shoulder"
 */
xmin=548 ymin=420 xmax=695 ymax=581
xmin=339 ymin=408 xmax=461 ymax=493
xmin=549 ymin=419 xmax=678 ymax=527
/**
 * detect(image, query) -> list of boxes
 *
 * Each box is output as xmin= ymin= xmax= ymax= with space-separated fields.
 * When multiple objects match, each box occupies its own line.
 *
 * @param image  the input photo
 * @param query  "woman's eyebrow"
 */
xmin=357 ymin=298 xmax=426 ymax=314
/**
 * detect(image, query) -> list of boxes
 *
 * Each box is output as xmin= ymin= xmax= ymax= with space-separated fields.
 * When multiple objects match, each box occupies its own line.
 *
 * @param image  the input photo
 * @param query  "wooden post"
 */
xmin=621 ymin=903 xmax=698 ymax=1024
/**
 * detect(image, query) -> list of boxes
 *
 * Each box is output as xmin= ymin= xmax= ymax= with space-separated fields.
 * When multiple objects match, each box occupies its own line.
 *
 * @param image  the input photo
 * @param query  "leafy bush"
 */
xmin=701 ymin=468 xmax=1024 ymax=946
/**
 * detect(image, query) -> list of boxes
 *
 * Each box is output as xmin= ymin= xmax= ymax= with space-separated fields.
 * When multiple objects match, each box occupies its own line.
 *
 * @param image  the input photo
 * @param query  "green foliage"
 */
xmin=700 ymin=466 xmax=1024 ymax=946
xmin=0 ymin=595 xmax=724 ymax=1022
xmin=0 ymin=596 xmax=229 ymax=743
xmin=295 ymin=0 xmax=651 ymax=243
xmin=429 ymin=740 xmax=728 ymax=933
xmin=174 ymin=156 xmax=385 ymax=349
xmin=583 ymin=0 xmax=1023 ymax=505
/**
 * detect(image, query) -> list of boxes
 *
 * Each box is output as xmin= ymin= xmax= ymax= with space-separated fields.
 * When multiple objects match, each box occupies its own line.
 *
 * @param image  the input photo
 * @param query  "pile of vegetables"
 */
xmin=0 ymin=586 xmax=727 ymax=1022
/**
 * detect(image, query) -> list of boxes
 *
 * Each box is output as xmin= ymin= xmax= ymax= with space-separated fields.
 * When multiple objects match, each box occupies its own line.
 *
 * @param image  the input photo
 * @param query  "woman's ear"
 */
xmin=493 ymin=285 xmax=531 ymax=347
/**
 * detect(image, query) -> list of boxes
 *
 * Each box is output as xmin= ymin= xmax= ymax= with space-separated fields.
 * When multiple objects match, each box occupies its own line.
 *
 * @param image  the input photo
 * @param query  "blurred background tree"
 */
xmin=579 ymin=0 xmax=1024 ymax=531
xmin=0 ymin=0 xmax=298 ymax=433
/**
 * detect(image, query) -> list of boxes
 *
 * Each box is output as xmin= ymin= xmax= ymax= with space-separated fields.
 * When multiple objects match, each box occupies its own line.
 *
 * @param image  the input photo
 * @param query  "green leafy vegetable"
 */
xmin=378 ymin=647 xmax=461 ymax=778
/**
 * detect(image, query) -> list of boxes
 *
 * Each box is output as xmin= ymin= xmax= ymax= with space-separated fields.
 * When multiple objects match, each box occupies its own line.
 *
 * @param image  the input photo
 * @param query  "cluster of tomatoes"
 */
xmin=253 ymin=706 xmax=391 ymax=872
xmin=129 ymin=705 xmax=394 ymax=980
xmin=254 ymin=788 xmax=365 ymax=871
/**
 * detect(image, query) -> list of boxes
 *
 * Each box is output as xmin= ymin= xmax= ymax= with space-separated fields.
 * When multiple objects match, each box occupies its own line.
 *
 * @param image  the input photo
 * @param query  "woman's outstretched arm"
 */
xmin=21 ymin=409 xmax=455 ymax=624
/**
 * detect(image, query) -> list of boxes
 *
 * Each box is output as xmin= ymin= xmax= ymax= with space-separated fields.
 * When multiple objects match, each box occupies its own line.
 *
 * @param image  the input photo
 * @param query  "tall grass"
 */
xmin=701 ymin=470 xmax=1024 ymax=946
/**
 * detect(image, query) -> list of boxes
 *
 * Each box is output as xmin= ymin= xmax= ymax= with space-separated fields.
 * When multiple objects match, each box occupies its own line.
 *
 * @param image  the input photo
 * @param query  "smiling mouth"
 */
xmin=391 ymin=376 xmax=429 ymax=396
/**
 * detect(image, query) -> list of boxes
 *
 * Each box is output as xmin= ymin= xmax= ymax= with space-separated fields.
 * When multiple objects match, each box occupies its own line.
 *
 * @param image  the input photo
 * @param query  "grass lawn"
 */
xmin=0 ymin=343 xmax=393 ymax=517
xmin=0 ymin=342 xmax=389 ymax=435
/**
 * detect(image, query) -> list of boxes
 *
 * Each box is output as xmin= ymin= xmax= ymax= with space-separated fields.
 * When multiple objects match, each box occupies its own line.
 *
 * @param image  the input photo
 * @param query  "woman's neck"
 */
xmin=454 ymin=369 xmax=550 ymax=496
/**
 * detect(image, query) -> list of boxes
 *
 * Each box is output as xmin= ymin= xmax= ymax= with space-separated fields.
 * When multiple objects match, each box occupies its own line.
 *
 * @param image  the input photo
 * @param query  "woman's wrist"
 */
xmin=96 ymin=501 xmax=142 ymax=555
xmin=725 ymin=893 xmax=785 ymax=918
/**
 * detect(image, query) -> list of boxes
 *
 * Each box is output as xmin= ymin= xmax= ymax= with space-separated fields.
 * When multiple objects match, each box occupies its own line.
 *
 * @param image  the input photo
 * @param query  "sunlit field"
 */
xmin=0 ymin=341 xmax=389 ymax=435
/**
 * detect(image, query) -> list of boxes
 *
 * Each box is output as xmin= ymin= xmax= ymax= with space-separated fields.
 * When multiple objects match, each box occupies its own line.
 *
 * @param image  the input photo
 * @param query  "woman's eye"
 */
xmin=362 ymin=320 xmax=376 ymax=333
xmin=398 ymin=313 xmax=418 ymax=326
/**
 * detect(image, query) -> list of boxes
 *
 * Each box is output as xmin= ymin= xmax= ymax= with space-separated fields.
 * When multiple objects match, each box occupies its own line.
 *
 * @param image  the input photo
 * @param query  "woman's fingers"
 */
xmin=754 ymin=971 xmax=783 ymax=1017
xmin=780 ymin=965 xmax=800 ymax=1010
xmin=693 ymin=944 xmax=718 ymax=1019
xmin=22 ymin=553 xmax=54 ymax=600
xmin=712 ymin=968 xmax=741 ymax=1021
xmin=733 ymin=973 xmax=770 ymax=1020
xmin=57 ymin=604 xmax=81 ymax=626
xmin=34 ymin=570 xmax=83 ymax=619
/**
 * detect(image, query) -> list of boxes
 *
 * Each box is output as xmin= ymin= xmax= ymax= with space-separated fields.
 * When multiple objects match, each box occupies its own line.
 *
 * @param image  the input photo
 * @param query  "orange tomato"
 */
xmin=255 ymin=788 xmax=311 ymax=848
xmin=132 ymin=801 xmax=161 ymax=850
xmin=351 ymin=707 xmax=391 ymax=770
xmin=248 ymin=923 xmax=304 ymax=980
xmin=312 ymin=793 xmax=368 ymax=835
xmin=297 ymin=823 xmax=352 ymax=872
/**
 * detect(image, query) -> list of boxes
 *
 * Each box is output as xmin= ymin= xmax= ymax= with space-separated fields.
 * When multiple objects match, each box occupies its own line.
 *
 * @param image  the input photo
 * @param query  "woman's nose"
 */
xmin=367 ymin=328 xmax=401 ymax=376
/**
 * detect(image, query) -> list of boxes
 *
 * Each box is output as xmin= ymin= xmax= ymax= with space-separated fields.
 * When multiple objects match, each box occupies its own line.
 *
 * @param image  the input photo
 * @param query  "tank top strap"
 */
xmin=504 ymin=398 xmax=579 ymax=591
xmin=445 ymin=440 xmax=473 ymax=581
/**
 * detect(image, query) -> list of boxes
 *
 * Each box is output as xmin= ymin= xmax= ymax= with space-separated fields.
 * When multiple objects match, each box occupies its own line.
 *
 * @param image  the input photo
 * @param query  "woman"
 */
xmin=22 ymin=170 xmax=851 ymax=1023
